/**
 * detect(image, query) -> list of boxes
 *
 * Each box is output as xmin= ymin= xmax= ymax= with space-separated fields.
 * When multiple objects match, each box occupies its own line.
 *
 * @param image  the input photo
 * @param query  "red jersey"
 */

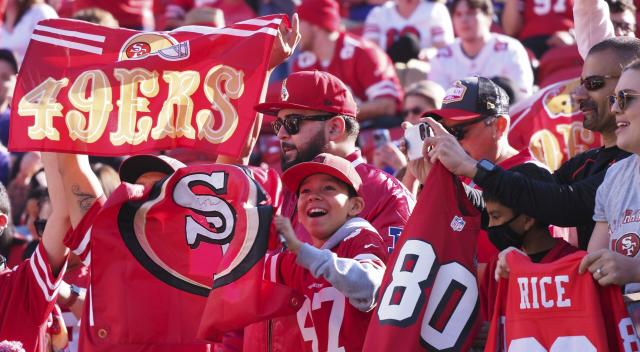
xmin=0 ymin=243 xmax=67 ymax=352
xmin=519 ymin=0 xmax=574 ymax=39
xmin=508 ymin=78 xmax=602 ymax=171
xmin=479 ymin=238 xmax=578 ymax=321
xmin=292 ymin=32 xmax=403 ymax=106
xmin=485 ymin=251 xmax=640 ymax=351
xmin=64 ymin=164 xmax=275 ymax=351
xmin=264 ymin=225 xmax=388 ymax=352
xmin=364 ymin=162 xmax=482 ymax=351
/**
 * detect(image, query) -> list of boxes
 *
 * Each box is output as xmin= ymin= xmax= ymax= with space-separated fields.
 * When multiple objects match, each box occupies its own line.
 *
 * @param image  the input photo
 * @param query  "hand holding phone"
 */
xmin=405 ymin=123 xmax=432 ymax=161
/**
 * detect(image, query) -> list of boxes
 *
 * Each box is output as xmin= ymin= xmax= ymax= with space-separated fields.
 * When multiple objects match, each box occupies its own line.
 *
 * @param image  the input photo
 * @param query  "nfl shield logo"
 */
xmin=450 ymin=215 xmax=466 ymax=232
xmin=281 ymin=79 xmax=289 ymax=101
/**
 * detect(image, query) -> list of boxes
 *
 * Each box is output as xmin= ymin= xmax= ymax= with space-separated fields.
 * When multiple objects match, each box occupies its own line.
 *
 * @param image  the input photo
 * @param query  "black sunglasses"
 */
xmin=609 ymin=90 xmax=640 ymax=111
xmin=580 ymin=75 xmax=618 ymax=91
xmin=271 ymin=114 xmax=336 ymax=135
xmin=401 ymin=107 xmax=424 ymax=118
xmin=442 ymin=116 xmax=495 ymax=140
xmin=34 ymin=218 xmax=47 ymax=237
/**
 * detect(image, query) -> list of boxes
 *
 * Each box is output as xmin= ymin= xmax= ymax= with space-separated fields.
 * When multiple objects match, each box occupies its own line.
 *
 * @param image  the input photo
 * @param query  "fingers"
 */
xmin=578 ymin=251 xmax=602 ymax=274
xmin=422 ymin=117 xmax=450 ymax=136
xmin=288 ymin=13 xmax=301 ymax=49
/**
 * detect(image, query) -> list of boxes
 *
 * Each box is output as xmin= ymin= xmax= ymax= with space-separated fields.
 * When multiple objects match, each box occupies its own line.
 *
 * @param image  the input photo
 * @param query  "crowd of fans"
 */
xmin=0 ymin=0 xmax=640 ymax=350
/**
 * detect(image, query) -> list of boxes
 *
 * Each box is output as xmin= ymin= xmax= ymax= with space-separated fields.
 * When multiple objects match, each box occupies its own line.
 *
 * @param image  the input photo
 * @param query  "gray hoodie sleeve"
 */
xmin=295 ymin=243 xmax=385 ymax=312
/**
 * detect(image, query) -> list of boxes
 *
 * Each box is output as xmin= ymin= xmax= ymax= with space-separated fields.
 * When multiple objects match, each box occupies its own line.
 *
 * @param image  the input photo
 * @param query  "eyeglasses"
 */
xmin=34 ymin=218 xmax=47 ymax=237
xmin=271 ymin=114 xmax=336 ymax=135
xmin=401 ymin=107 xmax=424 ymax=118
xmin=609 ymin=90 xmax=640 ymax=111
xmin=580 ymin=75 xmax=619 ymax=91
xmin=443 ymin=116 xmax=495 ymax=140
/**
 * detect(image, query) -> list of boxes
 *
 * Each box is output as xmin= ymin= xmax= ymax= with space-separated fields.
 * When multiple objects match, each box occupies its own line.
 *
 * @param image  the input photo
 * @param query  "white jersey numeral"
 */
xmin=297 ymin=287 xmax=346 ymax=352
xmin=376 ymin=239 xmax=478 ymax=350
xmin=509 ymin=336 xmax=596 ymax=351
xmin=533 ymin=0 xmax=566 ymax=15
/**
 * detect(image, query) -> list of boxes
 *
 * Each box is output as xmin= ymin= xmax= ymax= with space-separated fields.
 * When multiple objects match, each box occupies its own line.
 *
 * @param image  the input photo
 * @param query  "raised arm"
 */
xmin=55 ymin=153 xmax=104 ymax=228
xmin=501 ymin=0 xmax=523 ymax=37
xmin=573 ymin=0 xmax=615 ymax=59
xmin=40 ymin=152 xmax=70 ymax=276
xmin=217 ymin=14 xmax=300 ymax=165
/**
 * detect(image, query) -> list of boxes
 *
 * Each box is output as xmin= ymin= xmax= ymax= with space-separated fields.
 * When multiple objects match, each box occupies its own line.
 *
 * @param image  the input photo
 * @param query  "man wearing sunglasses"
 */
xmin=420 ymin=37 xmax=640 ymax=251
xmin=417 ymin=76 xmax=539 ymax=265
xmin=249 ymin=70 xmax=415 ymax=352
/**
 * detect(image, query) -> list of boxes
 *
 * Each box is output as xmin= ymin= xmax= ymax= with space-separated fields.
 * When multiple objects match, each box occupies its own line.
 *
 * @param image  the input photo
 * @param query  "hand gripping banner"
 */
xmin=9 ymin=15 xmax=287 ymax=157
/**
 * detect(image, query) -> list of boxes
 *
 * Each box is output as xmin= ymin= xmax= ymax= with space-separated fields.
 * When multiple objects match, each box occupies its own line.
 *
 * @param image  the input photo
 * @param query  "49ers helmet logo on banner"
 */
xmin=118 ymin=164 xmax=272 ymax=296
xmin=119 ymin=33 xmax=190 ymax=62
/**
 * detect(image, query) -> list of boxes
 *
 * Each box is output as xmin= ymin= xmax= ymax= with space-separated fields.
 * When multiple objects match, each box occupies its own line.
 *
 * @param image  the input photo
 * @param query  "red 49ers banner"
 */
xmin=508 ymin=78 xmax=602 ymax=171
xmin=9 ymin=15 xmax=286 ymax=157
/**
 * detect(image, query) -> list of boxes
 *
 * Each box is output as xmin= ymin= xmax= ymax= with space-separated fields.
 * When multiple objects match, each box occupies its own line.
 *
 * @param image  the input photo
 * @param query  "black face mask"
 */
xmin=487 ymin=214 xmax=524 ymax=251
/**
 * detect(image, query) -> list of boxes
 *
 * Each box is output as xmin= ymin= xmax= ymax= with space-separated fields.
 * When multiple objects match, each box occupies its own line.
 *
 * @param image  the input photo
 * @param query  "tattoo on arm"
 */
xmin=71 ymin=184 xmax=96 ymax=212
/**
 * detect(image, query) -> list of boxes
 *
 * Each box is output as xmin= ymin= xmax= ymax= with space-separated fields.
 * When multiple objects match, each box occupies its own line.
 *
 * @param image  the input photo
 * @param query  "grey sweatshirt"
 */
xmin=294 ymin=217 xmax=386 ymax=312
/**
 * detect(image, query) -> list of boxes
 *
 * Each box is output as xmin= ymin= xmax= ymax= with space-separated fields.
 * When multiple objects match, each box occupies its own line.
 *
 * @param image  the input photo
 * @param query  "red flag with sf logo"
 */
xmin=363 ymin=162 xmax=481 ymax=351
xmin=64 ymin=164 xmax=301 ymax=351
xmin=9 ymin=15 xmax=285 ymax=157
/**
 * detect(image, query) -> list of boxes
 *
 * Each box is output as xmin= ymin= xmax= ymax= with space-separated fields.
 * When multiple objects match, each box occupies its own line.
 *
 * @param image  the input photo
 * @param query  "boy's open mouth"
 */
xmin=307 ymin=208 xmax=328 ymax=218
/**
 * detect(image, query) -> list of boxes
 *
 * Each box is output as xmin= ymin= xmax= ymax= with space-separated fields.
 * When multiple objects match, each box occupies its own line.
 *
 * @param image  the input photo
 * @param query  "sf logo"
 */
xmin=126 ymin=42 xmax=151 ymax=59
xmin=172 ymin=171 xmax=236 ymax=251
xmin=616 ymin=233 xmax=640 ymax=257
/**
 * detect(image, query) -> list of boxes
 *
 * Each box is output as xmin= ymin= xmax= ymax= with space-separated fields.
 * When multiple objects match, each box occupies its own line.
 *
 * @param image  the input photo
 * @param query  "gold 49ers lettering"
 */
xmin=18 ymin=65 xmax=244 ymax=145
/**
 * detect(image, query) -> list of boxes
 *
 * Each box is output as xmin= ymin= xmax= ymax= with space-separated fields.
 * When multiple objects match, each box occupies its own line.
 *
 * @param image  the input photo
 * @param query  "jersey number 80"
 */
xmin=377 ymin=239 xmax=478 ymax=351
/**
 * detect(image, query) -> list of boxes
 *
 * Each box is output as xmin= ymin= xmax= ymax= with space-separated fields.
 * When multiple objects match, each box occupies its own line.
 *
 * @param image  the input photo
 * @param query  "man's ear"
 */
xmin=0 ymin=213 xmax=8 ymax=231
xmin=494 ymin=115 xmax=510 ymax=138
xmin=326 ymin=116 xmax=346 ymax=141
xmin=347 ymin=196 xmax=365 ymax=217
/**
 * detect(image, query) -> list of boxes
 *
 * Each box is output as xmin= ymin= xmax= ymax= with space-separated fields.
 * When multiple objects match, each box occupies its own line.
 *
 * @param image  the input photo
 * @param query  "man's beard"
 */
xmin=280 ymin=130 xmax=327 ymax=171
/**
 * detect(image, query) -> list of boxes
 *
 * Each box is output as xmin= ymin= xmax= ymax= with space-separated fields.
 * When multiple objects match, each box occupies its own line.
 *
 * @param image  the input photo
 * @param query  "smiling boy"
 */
xmin=268 ymin=153 xmax=388 ymax=352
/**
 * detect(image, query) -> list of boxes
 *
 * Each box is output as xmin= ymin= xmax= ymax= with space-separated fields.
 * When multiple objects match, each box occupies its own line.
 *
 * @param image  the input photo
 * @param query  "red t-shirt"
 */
xmin=265 ymin=227 xmax=388 ymax=352
xmin=291 ymin=32 xmax=403 ymax=107
xmin=0 ymin=242 xmax=66 ymax=352
xmin=519 ymin=0 xmax=574 ymax=40
xmin=485 ymin=251 xmax=640 ymax=351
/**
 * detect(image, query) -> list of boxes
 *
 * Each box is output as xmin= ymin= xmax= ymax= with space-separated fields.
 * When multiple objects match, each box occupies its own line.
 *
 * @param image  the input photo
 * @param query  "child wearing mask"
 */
xmin=479 ymin=163 xmax=578 ymax=321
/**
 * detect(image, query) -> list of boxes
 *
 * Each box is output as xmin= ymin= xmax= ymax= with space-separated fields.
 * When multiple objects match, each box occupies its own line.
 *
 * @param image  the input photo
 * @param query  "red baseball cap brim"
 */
xmin=422 ymin=108 xmax=481 ymax=122
xmin=254 ymin=101 xmax=325 ymax=121
xmin=282 ymin=161 xmax=361 ymax=194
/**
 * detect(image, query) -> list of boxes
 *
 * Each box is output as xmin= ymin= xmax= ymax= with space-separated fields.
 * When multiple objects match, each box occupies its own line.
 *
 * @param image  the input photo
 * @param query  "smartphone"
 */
xmin=405 ymin=123 xmax=432 ymax=161
xmin=373 ymin=129 xmax=391 ymax=149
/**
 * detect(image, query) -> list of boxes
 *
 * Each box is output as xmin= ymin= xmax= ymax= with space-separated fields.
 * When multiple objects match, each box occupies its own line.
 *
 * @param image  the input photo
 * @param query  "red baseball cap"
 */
xmin=254 ymin=70 xmax=358 ymax=120
xmin=281 ymin=153 xmax=362 ymax=194
xmin=422 ymin=76 xmax=510 ymax=122
xmin=296 ymin=0 xmax=341 ymax=33
xmin=119 ymin=154 xmax=186 ymax=184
